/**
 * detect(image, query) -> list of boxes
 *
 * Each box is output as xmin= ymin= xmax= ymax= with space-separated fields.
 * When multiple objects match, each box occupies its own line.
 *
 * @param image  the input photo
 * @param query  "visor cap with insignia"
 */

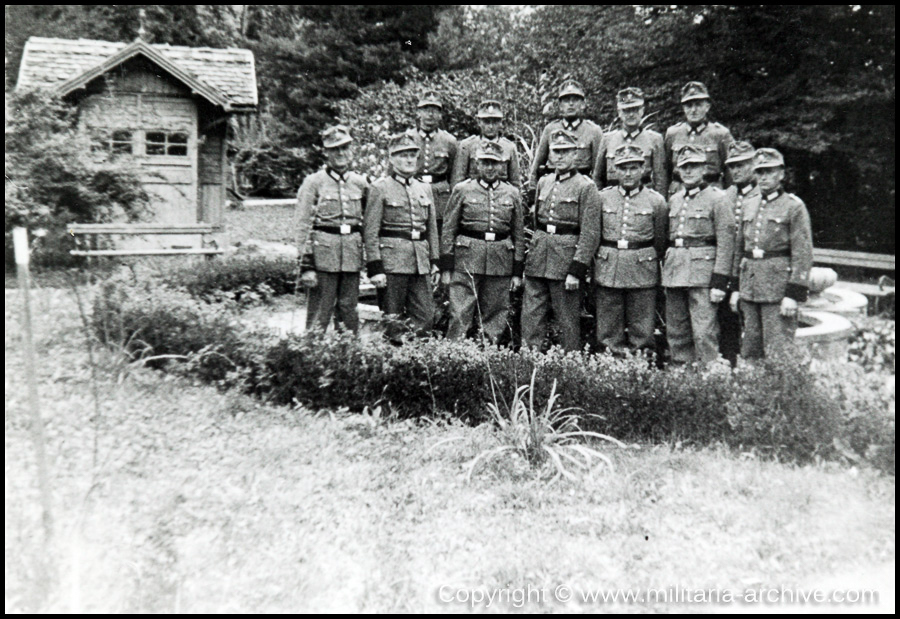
xmin=614 ymin=144 xmax=646 ymax=166
xmin=558 ymin=79 xmax=586 ymax=99
xmin=753 ymin=148 xmax=785 ymax=169
xmin=676 ymin=144 xmax=708 ymax=167
xmin=322 ymin=124 xmax=353 ymax=149
xmin=475 ymin=139 xmax=505 ymax=162
xmin=417 ymin=90 xmax=443 ymax=109
xmin=476 ymin=99 xmax=504 ymax=119
xmin=388 ymin=130 xmax=421 ymax=155
xmin=725 ymin=141 xmax=756 ymax=165
xmin=617 ymin=87 xmax=645 ymax=109
xmin=680 ymin=81 xmax=711 ymax=103
xmin=549 ymin=129 xmax=578 ymax=151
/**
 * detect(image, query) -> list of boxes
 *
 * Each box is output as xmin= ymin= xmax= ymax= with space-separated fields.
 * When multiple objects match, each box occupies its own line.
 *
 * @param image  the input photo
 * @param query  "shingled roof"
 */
xmin=16 ymin=37 xmax=257 ymax=111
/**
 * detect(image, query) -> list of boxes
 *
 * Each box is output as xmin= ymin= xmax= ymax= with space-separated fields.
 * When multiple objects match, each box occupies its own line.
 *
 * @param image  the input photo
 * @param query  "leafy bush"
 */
xmin=161 ymin=256 xmax=300 ymax=304
xmin=847 ymin=316 xmax=895 ymax=374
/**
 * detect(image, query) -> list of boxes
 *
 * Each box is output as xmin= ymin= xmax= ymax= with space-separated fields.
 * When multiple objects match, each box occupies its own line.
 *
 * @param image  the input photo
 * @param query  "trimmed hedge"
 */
xmin=92 ymin=278 xmax=895 ymax=472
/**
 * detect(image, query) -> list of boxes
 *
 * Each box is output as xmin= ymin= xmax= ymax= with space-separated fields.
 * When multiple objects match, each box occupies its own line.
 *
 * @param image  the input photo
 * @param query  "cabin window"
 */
xmin=146 ymin=131 xmax=189 ymax=157
xmin=92 ymin=130 xmax=134 ymax=156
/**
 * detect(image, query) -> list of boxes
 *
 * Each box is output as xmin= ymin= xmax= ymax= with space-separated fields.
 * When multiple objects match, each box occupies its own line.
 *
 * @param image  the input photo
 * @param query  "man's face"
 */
xmin=550 ymin=147 xmax=577 ymax=172
xmin=679 ymin=162 xmax=706 ymax=186
xmin=727 ymin=159 xmax=756 ymax=185
xmin=325 ymin=143 xmax=352 ymax=173
xmin=390 ymin=149 xmax=419 ymax=177
xmin=617 ymin=161 xmax=644 ymax=190
xmin=618 ymin=105 xmax=643 ymax=130
xmin=477 ymin=158 xmax=504 ymax=184
xmin=756 ymin=166 xmax=785 ymax=194
xmin=682 ymin=99 xmax=711 ymax=125
xmin=478 ymin=117 xmax=502 ymax=139
xmin=558 ymin=95 xmax=585 ymax=120
xmin=417 ymin=105 xmax=441 ymax=131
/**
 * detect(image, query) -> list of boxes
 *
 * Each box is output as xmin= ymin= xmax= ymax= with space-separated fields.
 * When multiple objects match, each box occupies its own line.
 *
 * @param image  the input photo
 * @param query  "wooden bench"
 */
xmin=813 ymin=248 xmax=895 ymax=314
xmin=69 ymin=223 xmax=224 ymax=258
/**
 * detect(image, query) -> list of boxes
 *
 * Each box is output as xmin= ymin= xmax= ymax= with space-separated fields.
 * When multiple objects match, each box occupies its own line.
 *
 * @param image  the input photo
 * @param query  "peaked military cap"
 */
xmin=616 ymin=87 xmax=645 ymax=109
xmin=388 ymin=130 xmax=421 ymax=155
xmin=681 ymin=81 xmax=711 ymax=103
xmin=476 ymin=99 xmax=504 ymax=119
xmin=417 ymin=90 xmax=443 ymax=109
xmin=613 ymin=144 xmax=646 ymax=166
xmin=753 ymin=148 xmax=785 ymax=169
xmin=475 ymin=139 xmax=505 ymax=161
xmin=725 ymin=141 xmax=756 ymax=165
xmin=558 ymin=79 xmax=586 ymax=99
xmin=676 ymin=144 xmax=707 ymax=167
xmin=321 ymin=124 xmax=353 ymax=149
xmin=549 ymin=129 xmax=578 ymax=150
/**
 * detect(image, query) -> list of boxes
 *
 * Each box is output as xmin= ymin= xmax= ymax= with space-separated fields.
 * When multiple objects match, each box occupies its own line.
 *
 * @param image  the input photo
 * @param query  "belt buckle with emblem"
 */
xmin=410 ymin=230 xmax=421 ymax=240
xmin=675 ymin=238 xmax=684 ymax=248
xmin=752 ymin=248 xmax=765 ymax=259
xmin=617 ymin=239 xmax=629 ymax=249
xmin=546 ymin=224 xmax=557 ymax=234
xmin=340 ymin=224 xmax=351 ymax=235
xmin=420 ymin=174 xmax=433 ymax=183
xmin=484 ymin=232 xmax=496 ymax=241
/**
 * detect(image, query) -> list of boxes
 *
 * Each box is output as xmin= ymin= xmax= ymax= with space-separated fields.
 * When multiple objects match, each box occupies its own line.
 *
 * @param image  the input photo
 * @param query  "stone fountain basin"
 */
xmin=796 ymin=310 xmax=855 ymax=360
xmin=803 ymin=285 xmax=868 ymax=315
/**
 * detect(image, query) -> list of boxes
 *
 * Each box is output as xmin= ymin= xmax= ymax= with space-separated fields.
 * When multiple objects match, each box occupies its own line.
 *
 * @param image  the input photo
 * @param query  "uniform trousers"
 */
xmin=447 ymin=271 xmax=511 ymax=342
xmin=381 ymin=273 xmax=434 ymax=341
xmin=595 ymin=286 xmax=656 ymax=352
xmin=717 ymin=300 xmax=741 ymax=366
xmin=306 ymin=271 xmax=360 ymax=333
xmin=522 ymin=277 xmax=582 ymax=351
xmin=740 ymin=300 xmax=798 ymax=359
xmin=665 ymin=287 xmax=720 ymax=363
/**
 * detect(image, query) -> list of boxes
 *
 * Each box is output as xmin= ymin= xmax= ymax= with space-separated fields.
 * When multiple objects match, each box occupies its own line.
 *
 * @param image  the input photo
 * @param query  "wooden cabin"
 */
xmin=15 ymin=37 xmax=257 ymax=245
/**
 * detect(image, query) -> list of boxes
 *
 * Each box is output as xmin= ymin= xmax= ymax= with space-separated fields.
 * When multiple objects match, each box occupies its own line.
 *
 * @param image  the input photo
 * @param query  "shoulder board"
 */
xmin=440 ymin=129 xmax=458 ymax=142
xmin=460 ymin=135 xmax=478 ymax=147
xmin=497 ymin=179 xmax=519 ymax=192
xmin=498 ymin=136 xmax=515 ymax=147
xmin=599 ymin=186 xmax=617 ymax=194
xmin=644 ymin=127 xmax=663 ymax=139
xmin=644 ymin=187 xmax=664 ymax=200
xmin=786 ymin=193 xmax=805 ymax=207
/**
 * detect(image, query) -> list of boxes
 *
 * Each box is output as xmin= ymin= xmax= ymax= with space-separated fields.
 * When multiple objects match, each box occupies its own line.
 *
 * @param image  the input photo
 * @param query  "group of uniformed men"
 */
xmin=295 ymin=80 xmax=814 ymax=363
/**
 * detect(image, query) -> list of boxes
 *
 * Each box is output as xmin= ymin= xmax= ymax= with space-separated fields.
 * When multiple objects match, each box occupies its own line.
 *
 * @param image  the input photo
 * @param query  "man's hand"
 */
xmin=780 ymin=296 xmax=798 ymax=317
xmin=431 ymin=265 xmax=441 ymax=287
xmin=441 ymin=271 xmax=452 ymax=287
xmin=510 ymin=276 xmax=522 ymax=291
xmin=370 ymin=274 xmax=387 ymax=288
xmin=300 ymin=271 xmax=318 ymax=289
xmin=564 ymin=274 xmax=580 ymax=291
xmin=710 ymin=288 xmax=726 ymax=304
xmin=729 ymin=291 xmax=740 ymax=313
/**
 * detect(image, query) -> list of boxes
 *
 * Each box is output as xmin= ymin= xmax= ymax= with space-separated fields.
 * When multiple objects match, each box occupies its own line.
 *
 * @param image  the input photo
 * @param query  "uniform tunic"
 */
xmin=414 ymin=128 xmax=458 ymax=221
xmin=450 ymin=135 xmax=520 ymax=188
xmin=529 ymin=118 xmax=604 ymax=187
xmin=591 ymin=127 xmax=668 ymax=196
xmin=664 ymin=121 xmax=734 ymax=195
xmin=440 ymin=179 xmax=526 ymax=341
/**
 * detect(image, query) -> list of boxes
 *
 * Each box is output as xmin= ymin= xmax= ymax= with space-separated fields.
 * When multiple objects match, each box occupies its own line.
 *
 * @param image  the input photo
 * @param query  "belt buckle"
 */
xmin=617 ymin=239 xmax=629 ymax=249
xmin=675 ymin=238 xmax=684 ymax=248
xmin=484 ymin=232 xmax=496 ymax=241
xmin=420 ymin=174 xmax=433 ymax=183
xmin=752 ymin=248 xmax=765 ymax=259
xmin=546 ymin=224 xmax=557 ymax=234
xmin=410 ymin=230 xmax=421 ymax=240
xmin=340 ymin=224 xmax=351 ymax=235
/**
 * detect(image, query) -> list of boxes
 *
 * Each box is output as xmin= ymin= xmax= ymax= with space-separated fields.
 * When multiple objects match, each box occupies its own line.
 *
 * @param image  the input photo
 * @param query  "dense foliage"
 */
xmin=161 ymin=256 xmax=300 ymax=304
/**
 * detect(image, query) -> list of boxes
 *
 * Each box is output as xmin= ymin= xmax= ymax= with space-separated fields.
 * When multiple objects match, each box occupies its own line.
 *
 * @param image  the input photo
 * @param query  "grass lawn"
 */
xmin=5 ymin=286 xmax=895 ymax=613
xmin=225 ymin=201 xmax=296 ymax=246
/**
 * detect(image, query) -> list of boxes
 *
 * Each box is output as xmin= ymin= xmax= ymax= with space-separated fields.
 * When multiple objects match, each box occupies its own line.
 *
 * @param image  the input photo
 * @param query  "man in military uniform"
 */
xmin=528 ymin=79 xmax=604 ymax=193
xmin=661 ymin=145 xmax=736 ymax=363
xmin=295 ymin=125 xmax=368 ymax=333
xmin=451 ymin=100 xmax=521 ymax=188
xmin=664 ymin=82 xmax=735 ymax=197
xmin=522 ymin=130 xmax=601 ymax=351
xmin=440 ymin=140 xmax=525 ymax=342
xmin=414 ymin=90 xmax=458 ymax=231
xmin=731 ymin=148 xmax=813 ymax=359
xmin=718 ymin=141 xmax=760 ymax=365
xmin=364 ymin=130 xmax=440 ymax=341
xmin=593 ymin=144 xmax=668 ymax=354
xmin=592 ymin=87 xmax=668 ymax=195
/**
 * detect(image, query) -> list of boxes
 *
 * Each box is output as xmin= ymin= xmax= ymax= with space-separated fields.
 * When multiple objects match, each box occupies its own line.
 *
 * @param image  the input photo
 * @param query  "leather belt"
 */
xmin=380 ymin=229 xmax=426 ymax=241
xmin=538 ymin=222 xmax=580 ymax=235
xmin=744 ymin=249 xmax=791 ymax=259
xmin=669 ymin=238 xmax=716 ymax=248
xmin=459 ymin=228 xmax=509 ymax=242
xmin=417 ymin=173 xmax=448 ymax=184
xmin=601 ymin=239 xmax=654 ymax=250
xmin=314 ymin=224 xmax=360 ymax=235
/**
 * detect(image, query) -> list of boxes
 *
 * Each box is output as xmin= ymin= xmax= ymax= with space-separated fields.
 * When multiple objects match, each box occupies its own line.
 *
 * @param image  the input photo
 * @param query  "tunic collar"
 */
xmin=478 ymin=179 xmax=500 ymax=190
xmin=623 ymin=127 xmax=642 ymax=142
xmin=762 ymin=189 xmax=783 ymax=202
xmin=326 ymin=167 xmax=349 ymax=183
xmin=687 ymin=121 xmax=708 ymax=136
xmin=555 ymin=171 xmax=574 ymax=182
xmin=392 ymin=174 xmax=413 ymax=186
xmin=418 ymin=128 xmax=436 ymax=140
xmin=684 ymin=183 xmax=708 ymax=198
xmin=738 ymin=181 xmax=757 ymax=195
xmin=562 ymin=118 xmax=582 ymax=131
xmin=618 ymin=185 xmax=643 ymax=198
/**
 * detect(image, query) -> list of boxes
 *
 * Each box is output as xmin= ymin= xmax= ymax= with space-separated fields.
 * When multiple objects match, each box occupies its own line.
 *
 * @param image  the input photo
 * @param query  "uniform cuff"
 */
xmin=300 ymin=253 xmax=316 ymax=273
xmin=439 ymin=254 xmax=455 ymax=272
xmin=366 ymin=260 xmax=384 ymax=278
xmin=513 ymin=260 xmax=525 ymax=278
xmin=730 ymin=277 xmax=740 ymax=292
xmin=710 ymin=273 xmax=730 ymax=292
xmin=567 ymin=260 xmax=588 ymax=280
xmin=785 ymin=283 xmax=809 ymax=303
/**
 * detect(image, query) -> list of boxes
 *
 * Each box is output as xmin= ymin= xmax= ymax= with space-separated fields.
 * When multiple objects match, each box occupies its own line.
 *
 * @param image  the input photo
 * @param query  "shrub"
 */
xmin=847 ymin=316 xmax=895 ymax=375
xmin=161 ymin=256 xmax=301 ymax=304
